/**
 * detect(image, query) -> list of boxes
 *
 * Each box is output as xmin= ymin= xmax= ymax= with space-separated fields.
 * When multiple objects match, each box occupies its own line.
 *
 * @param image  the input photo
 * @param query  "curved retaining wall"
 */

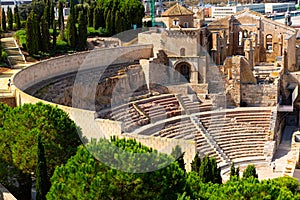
xmin=13 ymin=45 xmax=153 ymax=139
xmin=13 ymin=45 xmax=196 ymax=171
xmin=14 ymin=44 xmax=153 ymax=90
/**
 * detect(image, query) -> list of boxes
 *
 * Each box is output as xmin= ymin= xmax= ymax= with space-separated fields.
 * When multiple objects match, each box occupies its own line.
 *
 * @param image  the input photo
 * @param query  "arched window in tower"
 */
xmin=239 ymin=31 xmax=243 ymax=46
xmin=243 ymin=30 xmax=248 ymax=38
xmin=180 ymin=48 xmax=185 ymax=56
xmin=266 ymin=34 xmax=273 ymax=52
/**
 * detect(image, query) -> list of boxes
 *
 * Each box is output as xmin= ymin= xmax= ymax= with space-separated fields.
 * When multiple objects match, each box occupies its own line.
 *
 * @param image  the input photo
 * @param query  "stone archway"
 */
xmin=175 ymin=62 xmax=191 ymax=82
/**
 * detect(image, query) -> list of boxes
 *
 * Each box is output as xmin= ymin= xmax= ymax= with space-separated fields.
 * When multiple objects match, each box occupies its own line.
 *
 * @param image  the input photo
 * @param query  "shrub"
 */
xmin=56 ymin=40 xmax=69 ymax=51
xmin=14 ymin=29 xmax=27 ymax=49
xmin=20 ymin=20 xmax=26 ymax=28
xmin=2 ymin=50 xmax=7 ymax=61
xmin=87 ymin=27 xmax=107 ymax=37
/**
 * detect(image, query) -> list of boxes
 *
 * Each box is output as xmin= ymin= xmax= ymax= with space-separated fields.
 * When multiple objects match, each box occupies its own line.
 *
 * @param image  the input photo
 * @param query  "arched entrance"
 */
xmin=175 ymin=62 xmax=191 ymax=82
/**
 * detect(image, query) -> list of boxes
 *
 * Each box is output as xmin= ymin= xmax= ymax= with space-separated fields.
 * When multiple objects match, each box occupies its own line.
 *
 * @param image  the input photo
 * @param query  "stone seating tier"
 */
xmin=196 ymin=109 xmax=271 ymax=162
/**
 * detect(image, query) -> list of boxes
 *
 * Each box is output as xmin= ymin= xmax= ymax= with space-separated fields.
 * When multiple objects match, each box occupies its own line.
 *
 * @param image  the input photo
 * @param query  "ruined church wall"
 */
xmin=241 ymin=82 xmax=278 ymax=107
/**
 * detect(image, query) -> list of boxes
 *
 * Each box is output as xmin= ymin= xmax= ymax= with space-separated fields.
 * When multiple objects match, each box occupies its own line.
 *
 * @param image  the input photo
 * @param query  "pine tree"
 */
xmin=191 ymin=152 xmax=201 ymax=173
xmin=36 ymin=134 xmax=51 ymax=200
xmin=77 ymin=11 xmax=87 ymax=51
xmin=26 ymin=11 xmax=39 ymax=55
xmin=7 ymin=7 xmax=13 ymax=30
xmin=2 ymin=8 xmax=6 ymax=32
xmin=66 ymin=0 xmax=77 ymax=48
xmin=14 ymin=5 xmax=21 ymax=30
xmin=40 ymin=16 xmax=50 ymax=52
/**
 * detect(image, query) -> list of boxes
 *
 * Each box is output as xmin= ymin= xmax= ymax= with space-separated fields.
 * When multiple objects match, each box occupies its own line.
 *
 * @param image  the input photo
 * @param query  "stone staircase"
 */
xmin=2 ymin=37 xmax=26 ymax=67
xmin=190 ymin=115 xmax=229 ymax=164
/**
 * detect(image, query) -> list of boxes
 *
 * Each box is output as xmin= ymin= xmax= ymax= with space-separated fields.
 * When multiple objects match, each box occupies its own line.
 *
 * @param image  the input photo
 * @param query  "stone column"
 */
xmin=278 ymin=33 xmax=283 ymax=56
xmin=244 ymin=38 xmax=254 ymax=70
xmin=190 ymin=71 xmax=198 ymax=84
xmin=212 ymin=32 xmax=220 ymax=65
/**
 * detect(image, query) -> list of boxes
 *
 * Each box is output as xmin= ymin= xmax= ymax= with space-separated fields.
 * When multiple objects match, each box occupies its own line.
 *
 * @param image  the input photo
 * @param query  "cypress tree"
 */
xmin=26 ymin=11 xmax=39 ymax=55
xmin=191 ymin=152 xmax=201 ymax=173
xmin=43 ymin=5 xmax=50 ymax=29
xmin=199 ymin=155 xmax=211 ymax=183
xmin=58 ymin=0 xmax=64 ymax=32
xmin=40 ymin=16 xmax=50 ymax=52
xmin=75 ymin=4 xmax=83 ymax=23
xmin=88 ymin=3 xmax=94 ymax=27
xmin=0 ymin=41 xmax=2 ymax=62
xmin=49 ymin=1 xmax=55 ymax=29
xmin=93 ymin=7 xmax=100 ymax=30
xmin=99 ymin=8 xmax=105 ymax=28
xmin=7 ymin=7 xmax=13 ymax=30
xmin=43 ymin=0 xmax=51 ymax=29
xmin=35 ymin=134 xmax=51 ymax=200
xmin=242 ymin=164 xmax=258 ymax=179
xmin=52 ymin=20 xmax=57 ymax=51
xmin=115 ymin=10 xmax=122 ymax=34
xmin=110 ymin=9 xmax=115 ymax=35
xmin=235 ymin=166 xmax=240 ymax=179
xmin=171 ymin=146 xmax=185 ymax=172
xmin=77 ymin=11 xmax=87 ymax=51
xmin=66 ymin=0 xmax=77 ymax=48
xmin=199 ymin=156 xmax=222 ymax=184
xmin=105 ymin=9 xmax=112 ymax=36
xmin=14 ymin=5 xmax=21 ymax=30
xmin=2 ymin=8 xmax=6 ymax=32
xmin=230 ymin=162 xmax=236 ymax=179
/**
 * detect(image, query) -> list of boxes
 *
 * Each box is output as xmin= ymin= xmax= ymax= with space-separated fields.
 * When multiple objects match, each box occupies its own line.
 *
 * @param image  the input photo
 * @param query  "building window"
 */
xmin=173 ymin=19 xmax=179 ymax=26
xmin=239 ymin=31 xmax=243 ymax=46
xmin=184 ymin=22 xmax=188 ymax=28
xmin=243 ymin=30 xmax=248 ymax=38
xmin=180 ymin=48 xmax=185 ymax=56
xmin=266 ymin=34 xmax=273 ymax=52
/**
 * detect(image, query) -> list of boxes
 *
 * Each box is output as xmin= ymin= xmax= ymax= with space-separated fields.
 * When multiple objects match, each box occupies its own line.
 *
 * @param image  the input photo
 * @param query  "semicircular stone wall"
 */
xmin=12 ymin=45 xmax=197 ymax=171
xmin=13 ymin=44 xmax=153 ymax=139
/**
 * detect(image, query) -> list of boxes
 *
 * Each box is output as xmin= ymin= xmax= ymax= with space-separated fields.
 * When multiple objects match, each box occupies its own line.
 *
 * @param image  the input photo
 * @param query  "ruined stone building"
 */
xmin=140 ymin=5 xmax=299 ymax=110
xmin=137 ymin=4 xmax=300 ymax=156
xmin=15 ymin=3 xmax=300 ymax=173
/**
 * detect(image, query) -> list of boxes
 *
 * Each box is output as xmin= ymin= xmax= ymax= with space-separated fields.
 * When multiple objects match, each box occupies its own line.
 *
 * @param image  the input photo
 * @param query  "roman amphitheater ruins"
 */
xmin=11 ymin=5 xmax=300 ymax=176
